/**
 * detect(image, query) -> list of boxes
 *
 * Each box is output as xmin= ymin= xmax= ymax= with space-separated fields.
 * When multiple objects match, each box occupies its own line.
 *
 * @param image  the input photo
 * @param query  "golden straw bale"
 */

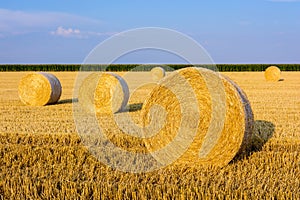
xmin=264 ymin=66 xmax=281 ymax=81
xmin=18 ymin=72 xmax=62 ymax=106
xmin=150 ymin=67 xmax=166 ymax=81
xmin=78 ymin=72 xmax=129 ymax=114
xmin=141 ymin=67 xmax=254 ymax=167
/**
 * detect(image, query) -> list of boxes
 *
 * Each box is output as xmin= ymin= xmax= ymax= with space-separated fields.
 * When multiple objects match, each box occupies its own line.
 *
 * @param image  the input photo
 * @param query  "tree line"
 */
xmin=1 ymin=64 xmax=300 ymax=71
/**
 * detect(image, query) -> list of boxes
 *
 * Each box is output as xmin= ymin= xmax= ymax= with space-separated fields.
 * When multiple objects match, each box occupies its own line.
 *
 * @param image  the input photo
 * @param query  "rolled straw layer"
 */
xmin=18 ymin=72 xmax=62 ymax=106
xmin=78 ymin=72 xmax=129 ymax=114
xmin=141 ymin=67 xmax=254 ymax=167
xmin=264 ymin=66 xmax=281 ymax=81
xmin=150 ymin=67 xmax=166 ymax=82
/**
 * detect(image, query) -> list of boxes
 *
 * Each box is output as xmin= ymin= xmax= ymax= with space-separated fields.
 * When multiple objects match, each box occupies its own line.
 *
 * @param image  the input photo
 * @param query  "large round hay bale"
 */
xmin=150 ymin=67 xmax=166 ymax=81
xmin=264 ymin=66 xmax=281 ymax=81
xmin=78 ymin=72 xmax=129 ymax=114
xmin=18 ymin=72 xmax=62 ymax=106
xmin=141 ymin=67 xmax=254 ymax=167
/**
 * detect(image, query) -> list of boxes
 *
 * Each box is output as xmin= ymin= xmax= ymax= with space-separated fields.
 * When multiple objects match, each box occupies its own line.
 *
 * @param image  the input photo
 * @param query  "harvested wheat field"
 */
xmin=0 ymin=71 xmax=299 ymax=199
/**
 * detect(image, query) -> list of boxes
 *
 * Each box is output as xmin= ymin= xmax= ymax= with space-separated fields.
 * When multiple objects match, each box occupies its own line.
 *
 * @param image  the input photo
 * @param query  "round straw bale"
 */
xmin=222 ymin=75 xmax=254 ymax=156
xmin=264 ymin=66 xmax=281 ymax=81
xmin=141 ymin=67 xmax=254 ymax=167
xmin=150 ymin=67 xmax=166 ymax=81
xmin=78 ymin=72 xmax=129 ymax=114
xmin=18 ymin=72 xmax=62 ymax=106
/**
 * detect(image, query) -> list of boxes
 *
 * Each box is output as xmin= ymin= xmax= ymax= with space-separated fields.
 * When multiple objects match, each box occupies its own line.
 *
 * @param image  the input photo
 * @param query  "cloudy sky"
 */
xmin=0 ymin=0 xmax=299 ymax=64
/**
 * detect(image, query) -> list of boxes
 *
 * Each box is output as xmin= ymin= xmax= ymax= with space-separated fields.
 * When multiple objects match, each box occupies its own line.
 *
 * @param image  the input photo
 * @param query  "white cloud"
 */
xmin=0 ymin=8 xmax=101 ymax=36
xmin=50 ymin=26 xmax=82 ymax=38
xmin=50 ymin=26 xmax=117 ymax=39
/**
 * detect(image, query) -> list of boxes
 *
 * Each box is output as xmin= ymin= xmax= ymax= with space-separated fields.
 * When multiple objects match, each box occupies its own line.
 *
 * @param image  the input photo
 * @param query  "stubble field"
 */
xmin=0 ymin=71 xmax=299 ymax=199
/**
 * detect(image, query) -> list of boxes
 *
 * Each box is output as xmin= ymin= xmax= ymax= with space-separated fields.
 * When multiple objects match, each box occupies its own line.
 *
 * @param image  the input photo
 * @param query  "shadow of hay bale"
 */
xmin=57 ymin=98 xmax=78 ymax=105
xmin=250 ymin=120 xmax=275 ymax=152
xmin=232 ymin=120 xmax=275 ymax=163
xmin=278 ymin=78 xmax=284 ymax=82
xmin=126 ymin=103 xmax=143 ymax=112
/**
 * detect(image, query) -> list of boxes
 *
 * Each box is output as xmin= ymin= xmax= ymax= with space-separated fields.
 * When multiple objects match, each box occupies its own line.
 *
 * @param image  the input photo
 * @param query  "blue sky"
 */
xmin=0 ymin=0 xmax=299 ymax=64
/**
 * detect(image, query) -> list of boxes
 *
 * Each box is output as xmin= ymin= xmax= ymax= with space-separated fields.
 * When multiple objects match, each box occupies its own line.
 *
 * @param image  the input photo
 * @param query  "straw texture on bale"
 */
xmin=18 ymin=72 xmax=62 ymax=106
xmin=150 ymin=67 xmax=166 ymax=81
xmin=78 ymin=72 xmax=129 ymax=114
xmin=264 ymin=66 xmax=281 ymax=81
xmin=141 ymin=67 xmax=254 ymax=167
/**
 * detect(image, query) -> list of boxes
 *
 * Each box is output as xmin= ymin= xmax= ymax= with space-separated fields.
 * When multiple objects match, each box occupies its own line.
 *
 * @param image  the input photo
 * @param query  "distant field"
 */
xmin=0 ymin=71 xmax=299 ymax=199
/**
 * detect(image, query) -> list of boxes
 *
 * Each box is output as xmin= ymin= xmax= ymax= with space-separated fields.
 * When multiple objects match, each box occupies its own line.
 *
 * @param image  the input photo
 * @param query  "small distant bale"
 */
xmin=78 ymin=72 xmax=129 ymax=114
xmin=18 ymin=72 xmax=62 ymax=106
xmin=141 ymin=67 xmax=254 ymax=167
xmin=264 ymin=66 xmax=281 ymax=81
xmin=150 ymin=67 xmax=166 ymax=81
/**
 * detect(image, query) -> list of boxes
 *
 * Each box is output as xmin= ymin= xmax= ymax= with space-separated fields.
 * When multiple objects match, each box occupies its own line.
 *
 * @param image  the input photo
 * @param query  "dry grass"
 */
xmin=0 ymin=71 xmax=300 ymax=199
